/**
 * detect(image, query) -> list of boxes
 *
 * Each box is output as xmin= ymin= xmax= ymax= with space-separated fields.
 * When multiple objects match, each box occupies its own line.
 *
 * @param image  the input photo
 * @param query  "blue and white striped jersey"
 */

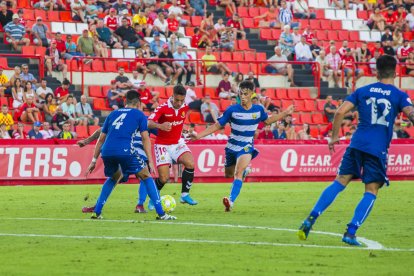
xmin=217 ymin=104 xmax=268 ymax=152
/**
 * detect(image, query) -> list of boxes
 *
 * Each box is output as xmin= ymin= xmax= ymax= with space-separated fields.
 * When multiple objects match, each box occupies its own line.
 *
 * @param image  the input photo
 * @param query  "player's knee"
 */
xmin=225 ymin=171 xmax=233 ymax=178
xmin=158 ymin=175 xmax=169 ymax=184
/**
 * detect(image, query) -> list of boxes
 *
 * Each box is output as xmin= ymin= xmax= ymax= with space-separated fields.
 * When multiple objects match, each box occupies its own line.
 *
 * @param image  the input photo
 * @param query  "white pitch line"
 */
xmin=1 ymin=217 xmax=412 ymax=252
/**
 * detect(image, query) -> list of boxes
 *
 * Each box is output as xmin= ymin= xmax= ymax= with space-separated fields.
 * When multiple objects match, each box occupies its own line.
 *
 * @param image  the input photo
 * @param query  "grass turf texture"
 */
xmin=1 ymin=182 xmax=413 ymax=275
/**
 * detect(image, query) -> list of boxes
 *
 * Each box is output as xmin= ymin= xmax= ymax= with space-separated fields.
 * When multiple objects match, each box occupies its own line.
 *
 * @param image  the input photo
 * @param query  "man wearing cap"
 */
xmin=4 ymin=14 xmax=30 ymax=51
xmin=28 ymin=122 xmax=44 ymax=139
xmin=104 ymin=8 xmax=119 ymax=31
xmin=397 ymin=39 xmax=413 ymax=62
xmin=32 ymin=16 xmax=51 ymax=47
xmin=159 ymin=43 xmax=182 ymax=85
xmin=149 ymin=32 xmax=166 ymax=55
xmin=118 ymin=9 xmax=132 ymax=26
xmin=114 ymin=17 xmax=140 ymax=48
xmin=0 ymin=67 xmax=9 ymax=97
xmin=71 ymin=0 xmax=87 ymax=23
xmin=138 ymin=82 xmax=159 ymax=111
xmin=45 ymin=40 xmax=69 ymax=80
xmin=107 ymin=79 xmax=125 ymax=110
xmin=0 ymin=2 xmax=13 ymax=28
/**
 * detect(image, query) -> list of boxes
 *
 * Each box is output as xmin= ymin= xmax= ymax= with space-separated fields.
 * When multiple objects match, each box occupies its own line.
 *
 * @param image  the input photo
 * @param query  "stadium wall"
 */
xmin=0 ymin=140 xmax=413 ymax=185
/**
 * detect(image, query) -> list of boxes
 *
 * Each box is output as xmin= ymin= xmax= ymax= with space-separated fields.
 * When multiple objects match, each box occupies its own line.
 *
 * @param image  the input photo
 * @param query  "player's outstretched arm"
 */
xmin=192 ymin=123 xmax=222 ymax=140
xmin=148 ymin=120 xmax=172 ymax=132
xmin=329 ymin=101 xmax=355 ymax=153
xmin=86 ymin=132 xmax=107 ymax=176
xmin=264 ymin=105 xmax=295 ymax=126
xmin=403 ymin=105 xmax=414 ymax=125
xmin=141 ymin=130 xmax=155 ymax=174
xmin=77 ymin=128 xmax=101 ymax=147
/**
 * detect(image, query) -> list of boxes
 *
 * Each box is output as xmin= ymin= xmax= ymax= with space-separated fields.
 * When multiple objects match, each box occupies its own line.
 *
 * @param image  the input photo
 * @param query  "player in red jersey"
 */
xmin=148 ymin=85 xmax=198 ymax=205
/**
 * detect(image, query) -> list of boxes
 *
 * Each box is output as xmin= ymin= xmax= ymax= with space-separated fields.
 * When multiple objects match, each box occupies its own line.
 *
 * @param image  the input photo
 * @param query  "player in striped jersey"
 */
xmin=192 ymin=81 xmax=294 ymax=211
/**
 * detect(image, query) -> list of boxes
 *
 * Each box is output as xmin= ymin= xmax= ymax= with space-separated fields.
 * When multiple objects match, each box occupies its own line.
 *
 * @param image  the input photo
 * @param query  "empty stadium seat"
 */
xmin=312 ymin=113 xmax=325 ymax=124
xmin=189 ymin=111 xmax=204 ymax=124
xmin=304 ymin=99 xmax=317 ymax=111
xmin=294 ymin=100 xmax=305 ymax=112
xmin=89 ymin=86 xmax=103 ymax=98
xmin=275 ymin=89 xmax=288 ymax=99
xmin=76 ymin=126 xmax=89 ymax=139
xmin=220 ymin=99 xmax=232 ymax=111
xmin=300 ymin=113 xmax=313 ymax=124
xmin=286 ymin=88 xmax=299 ymax=100
xmin=93 ymin=98 xmax=111 ymax=111
xmin=88 ymin=125 xmax=100 ymax=135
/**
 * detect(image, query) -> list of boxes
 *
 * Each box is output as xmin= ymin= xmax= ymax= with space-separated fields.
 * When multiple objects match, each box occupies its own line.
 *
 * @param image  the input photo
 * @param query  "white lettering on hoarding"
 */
xmin=34 ymin=148 xmax=51 ymax=177
xmin=198 ymin=149 xmax=215 ymax=173
xmin=280 ymin=149 xmax=332 ymax=173
xmin=51 ymin=148 xmax=67 ymax=177
xmin=6 ymin=148 xmax=19 ymax=177
xmin=20 ymin=148 xmax=34 ymax=177
xmin=280 ymin=149 xmax=297 ymax=172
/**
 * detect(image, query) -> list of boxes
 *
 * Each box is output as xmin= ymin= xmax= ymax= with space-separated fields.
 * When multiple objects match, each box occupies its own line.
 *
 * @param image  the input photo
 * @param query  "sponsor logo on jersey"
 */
xmin=171 ymin=120 xmax=184 ymax=126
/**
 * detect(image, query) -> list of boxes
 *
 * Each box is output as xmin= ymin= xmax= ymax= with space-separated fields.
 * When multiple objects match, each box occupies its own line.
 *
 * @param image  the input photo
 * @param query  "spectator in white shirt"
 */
xmin=292 ymin=0 xmax=316 ymax=19
xmin=129 ymin=70 xmax=142 ymax=89
xmin=295 ymin=36 xmax=313 ymax=69
xmin=168 ymin=0 xmax=188 ymax=26
xmin=40 ymin=121 xmax=55 ymax=139
xmin=406 ymin=6 xmax=414 ymax=31
xmin=76 ymin=95 xmax=99 ymax=126
xmin=153 ymin=13 xmax=169 ymax=37
xmin=214 ymin=18 xmax=226 ymax=35
xmin=36 ymin=78 xmax=53 ymax=102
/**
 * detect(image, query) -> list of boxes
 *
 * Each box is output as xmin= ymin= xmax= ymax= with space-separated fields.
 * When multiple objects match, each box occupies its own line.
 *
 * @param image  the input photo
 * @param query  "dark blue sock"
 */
xmin=94 ymin=177 xmax=116 ymax=215
xmin=309 ymin=180 xmax=346 ymax=223
xmin=347 ymin=192 xmax=377 ymax=235
xmin=229 ymin=179 xmax=243 ymax=202
xmin=142 ymin=177 xmax=164 ymax=216
xmin=138 ymin=180 xmax=148 ymax=206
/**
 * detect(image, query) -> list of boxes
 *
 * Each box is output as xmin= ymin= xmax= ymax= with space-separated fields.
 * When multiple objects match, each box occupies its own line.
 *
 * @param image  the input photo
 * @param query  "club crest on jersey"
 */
xmin=244 ymin=146 xmax=250 ymax=152
xmin=181 ymin=111 xmax=186 ymax=118
xmin=251 ymin=113 xmax=257 ymax=119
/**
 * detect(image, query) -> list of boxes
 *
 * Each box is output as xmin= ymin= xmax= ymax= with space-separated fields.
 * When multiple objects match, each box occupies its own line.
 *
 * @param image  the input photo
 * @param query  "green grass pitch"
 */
xmin=1 ymin=182 xmax=413 ymax=275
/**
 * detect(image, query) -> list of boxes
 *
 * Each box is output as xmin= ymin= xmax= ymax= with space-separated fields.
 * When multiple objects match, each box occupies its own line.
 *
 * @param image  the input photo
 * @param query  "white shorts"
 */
xmin=154 ymin=141 xmax=191 ymax=167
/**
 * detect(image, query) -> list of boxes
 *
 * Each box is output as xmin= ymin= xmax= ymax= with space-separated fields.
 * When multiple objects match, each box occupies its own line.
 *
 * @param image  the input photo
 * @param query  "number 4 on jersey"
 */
xmin=112 ymin=113 xmax=127 ymax=129
xmin=366 ymin=97 xmax=391 ymax=127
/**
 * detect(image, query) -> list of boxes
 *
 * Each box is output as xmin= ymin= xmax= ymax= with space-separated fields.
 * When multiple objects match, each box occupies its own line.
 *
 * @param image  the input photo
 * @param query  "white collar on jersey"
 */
xmin=168 ymin=97 xmax=185 ymax=115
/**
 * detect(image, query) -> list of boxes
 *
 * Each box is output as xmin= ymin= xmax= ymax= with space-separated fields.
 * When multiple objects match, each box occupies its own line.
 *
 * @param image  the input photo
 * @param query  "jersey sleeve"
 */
xmin=345 ymin=88 xmax=360 ymax=106
xmin=217 ymin=106 xmax=233 ymax=127
xmin=260 ymin=106 xmax=269 ymax=122
xmin=148 ymin=105 xmax=163 ymax=121
xmin=399 ymin=92 xmax=413 ymax=112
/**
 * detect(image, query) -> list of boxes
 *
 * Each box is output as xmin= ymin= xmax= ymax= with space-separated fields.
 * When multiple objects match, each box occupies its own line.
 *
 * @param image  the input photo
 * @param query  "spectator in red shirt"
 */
xmin=167 ymin=13 xmax=181 ymax=37
xmin=342 ymin=48 xmax=363 ymax=88
xmin=258 ymin=125 xmax=274 ymax=139
xmin=54 ymin=79 xmax=70 ymax=103
xmin=12 ymin=122 xmax=28 ymax=139
xmin=45 ymin=40 xmax=68 ymax=80
xmin=191 ymin=27 xmax=207 ymax=48
xmin=226 ymin=13 xmax=246 ymax=40
xmin=18 ymin=97 xmax=40 ymax=123
xmin=397 ymin=39 xmax=413 ymax=62
xmin=138 ymin=82 xmax=159 ymax=111
xmin=370 ymin=41 xmax=385 ymax=56
xmin=383 ymin=7 xmax=398 ymax=29
xmin=55 ymin=32 xmax=73 ymax=60
xmin=395 ymin=5 xmax=407 ymax=30
xmin=104 ymin=8 xmax=119 ymax=31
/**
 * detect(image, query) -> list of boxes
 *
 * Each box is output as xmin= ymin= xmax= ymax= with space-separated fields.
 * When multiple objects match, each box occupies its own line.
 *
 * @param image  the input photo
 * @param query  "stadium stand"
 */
xmin=0 ymin=0 xmax=413 ymax=140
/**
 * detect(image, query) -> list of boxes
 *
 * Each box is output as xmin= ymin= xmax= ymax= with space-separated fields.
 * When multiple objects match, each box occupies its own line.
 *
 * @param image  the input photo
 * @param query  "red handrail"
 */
xmin=0 ymin=54 xmax=44 ymax=79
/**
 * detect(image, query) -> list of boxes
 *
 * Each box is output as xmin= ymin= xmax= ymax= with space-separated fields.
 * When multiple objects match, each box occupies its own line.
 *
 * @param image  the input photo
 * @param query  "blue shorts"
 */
xmin=102 ymin=154 xmax=146 ymax=183
xmin=344 ymin=68 xmax=362 ymax=75
xmin=338 ymin=147 xmax=389 ymax=186
xmin=224 ymin=146 xmax=259 ymax=168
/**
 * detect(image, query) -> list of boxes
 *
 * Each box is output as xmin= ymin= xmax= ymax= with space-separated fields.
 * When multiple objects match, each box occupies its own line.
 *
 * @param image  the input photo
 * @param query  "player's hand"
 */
xmin=159 ymin=122 xmax=172 ymax=132
xmin=77 ymin=139 xmax=87 ymax=147
xmin=86 ymin=161 xmax=96 ymax=176
xmin=148 ymin=161 xmax=156 ymax=175
xmin=328 ymin=138 xmax=340 ymax=154
xmin=189 ymin=133 xmax=199 ymax=141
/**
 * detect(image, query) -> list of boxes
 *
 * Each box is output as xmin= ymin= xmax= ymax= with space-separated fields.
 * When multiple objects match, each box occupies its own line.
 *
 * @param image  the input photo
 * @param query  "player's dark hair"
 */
xmin=238 ymin=80 xmax=255 ymax=92
xmin=125 ymin=90 xmax=141 ymax=105
xmin=377 ymin=55 xmax=396 ymax=80
xmin=173 ymin=84 xmax=186 ymax=96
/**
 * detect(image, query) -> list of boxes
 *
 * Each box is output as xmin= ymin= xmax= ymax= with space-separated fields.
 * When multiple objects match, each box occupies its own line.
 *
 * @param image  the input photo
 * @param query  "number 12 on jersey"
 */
xmin=366 ymin=97 xmax=391 ymax=127
xmin=112 ymin=113 xmax=127 ymax=129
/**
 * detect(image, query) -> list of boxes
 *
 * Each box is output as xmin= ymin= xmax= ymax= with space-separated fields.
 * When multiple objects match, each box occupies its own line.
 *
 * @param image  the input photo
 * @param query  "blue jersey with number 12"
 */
xmin=101 ymin=108 xmax=148 ymax=157
xmin=346 ymin=82 xmax=412 ymax=158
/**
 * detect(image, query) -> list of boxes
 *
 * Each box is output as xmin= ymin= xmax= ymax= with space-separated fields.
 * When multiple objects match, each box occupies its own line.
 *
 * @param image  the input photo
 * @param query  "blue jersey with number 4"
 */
xmin=101 ymin=108 xmax=148 ymax=157
xmin=346 ymin=82 xmax=412 ymax=158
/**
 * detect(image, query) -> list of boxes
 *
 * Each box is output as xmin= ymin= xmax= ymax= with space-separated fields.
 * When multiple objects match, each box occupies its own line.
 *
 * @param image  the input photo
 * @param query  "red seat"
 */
xmin=88 ymin=125 xmax=100 ymax=136
xmin=281 ymin=99 xmax=294 ymax=109
xmin=309 ymin=20 xmax=320 ymax=29
xmin=309 ymin=127 xmax=320 ymax=138
xmin=221 ymin=51 xmax=232 ymax=61
xmin=294 ymin=100 xmax=306 ymax=111
xmin=259 ymin=7 xmax=269 ymax=14
xmin=0 ymin=97 xmax=8 ymax=106
xmin=248 ymin=7 xmax=260 ymax=17
xmin=34 ymin=10 xmax=48 ymax=21
xmin=316 ymin=100 xmax=326 ymax=111
xmin=92 ymin=60 xmax=104 ymax=71
xmin=104 ymin=60 xmax=118 ymax=72
xmin=17 ymin=0 xmax=30 ymax=8
xmin=316 ymin=31 xmax=327 ymax=41
xmin=406 ymin=90 xmax=414 ymax=99
xmin=244 ymin=51 xmax=256 ymax=62
xmin=220 ymin=99 xmax=232 ymax=111
xmin=238 ymin=63 xmax=250 ymax=74
xmin=299 ymin=88 xmax=311 ymax=99
xmin=48 ymin=11 xmax=60 ymax=22
xmin=403 ymin=32 xmax=413 ymax=41
xmin=327 ymin=31 xmax=338 ymax=41
xmin=0 ymin=58 xmax=11 ymax=69
xmin=338 ymin=30 xmax=349 ymax=41
xmin=204 ymin=87 xmax=217 ymax=98
xmin=75 ymin=126 xmax=89 ymax=139
xmin=304 ymin=99 xmax=316 ymax=111
xmin=237 ymin=7 xmax=250 ymax=18
xmin=22 ymin=46 xmax=35 ymax=55
xmin=242 ymin=18 xmax=255 ymax=28
xmin=23 ymin=9 xmax=35 ymax=21
xmin=315 ymin=9 xmax=325 ymax=19
xmin=153 ymin=86 xmax=167 ymax=98
xmin=275 ymin=89 xmax=288 ymax=99
xmin=349 ymin=31 xmax=360 ymax=41
xmin=357 ymin=10 xmax=369 ymax=20
xmin=331 ymin=21 xmax=342 ymax=30
xmin=237 ymin=40 xmax=251 ymax=51
xmin=300 ymin=113 xmax=313 ymax=124
xmin=256 ymin=52 xmax=266 ymax=61
xmin=191 ymin=16 xmax=202 ymax=26
xmin=93 ymin=98 xmax=111 ymax=111
xmin=312 ymin=113 xmax=325 ymax=124
xmin=232 ymin=51 xmax=244 ymax=60
xmin=272 ymin=29 xmax=282 ymax=40
xmin=185 ymin=27 xmax=195 ymax=36
xmin=320 ymin=20 xmax=332 ymax=30
xmin=260 ymin=29 xmax=273 ymax=40
xmin=292 ymin=113 xmax=301 ymax=124
xmin=193 ymin=87 xmax=204 ymax=98
xmin=298 ymin=19 xmax=309 ymax=29
xmin=189 ymin=111 xmax=204 ymax=124
xmin=89 ymin=86 xmax=103 ymax=98
xmin=286 ymin=88 xmax=300 ymax=100
xmin=36 ymin=47 xmax=46 ymax=56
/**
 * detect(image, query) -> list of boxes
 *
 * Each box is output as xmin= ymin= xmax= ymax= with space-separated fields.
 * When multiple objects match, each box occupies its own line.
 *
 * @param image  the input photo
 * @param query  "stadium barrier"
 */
xmin=0 ymin=140 xmax=413 ymax=185
xmin=0 ymin=53 xmax=44 ymax=79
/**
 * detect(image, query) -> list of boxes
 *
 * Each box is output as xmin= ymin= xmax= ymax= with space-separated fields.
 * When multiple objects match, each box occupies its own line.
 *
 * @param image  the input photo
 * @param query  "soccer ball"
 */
xmin=161 ymin=195 xmax=176 ymax=213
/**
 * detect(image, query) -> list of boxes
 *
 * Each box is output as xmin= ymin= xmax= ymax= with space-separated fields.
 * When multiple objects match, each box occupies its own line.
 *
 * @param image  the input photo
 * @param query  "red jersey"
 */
xmin=139 ymin=88 xmax=153 ymax=104
xmin=303 ymin=31 xmax=314 ymax=44
xmin=342 ymin=55 xmax=355 ymax=68
xmin=226 ymin=19 xmax=241 ymax=30
xmin=191 ymin=34 xmax=201 ymax=48
xmin=398 ymin=46 xmax=413 ymax=59
xmin=370 ymin=47 xmax=384 ymax=56
xmin=16 ymin=102 xmax=35 ymax=118
xmin=167 ymin=18 xmax=179 ymax=32
xmin=55 ymin=39 xmax=66 ymax=53
xmin=54 ymin=86 xmax=69 ymax=98
xmin=383 ymin=12 xmax=398 ymax=25
xmin=148 ymin=100 xmax=189 ymax=145
xmin=104 ymin=15 xmax=119 ymax=31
